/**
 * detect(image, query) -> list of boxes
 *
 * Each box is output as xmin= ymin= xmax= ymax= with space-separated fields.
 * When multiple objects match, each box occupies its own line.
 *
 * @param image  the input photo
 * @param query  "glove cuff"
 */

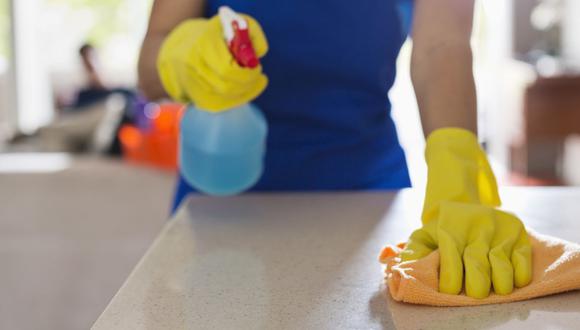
xmin=425 ymin=128 xmax=480 ymax=161
xmin=422 ymin=128 xmax=501 ymax=223
xmin=157 ymin=19 xmax=209 ymax=103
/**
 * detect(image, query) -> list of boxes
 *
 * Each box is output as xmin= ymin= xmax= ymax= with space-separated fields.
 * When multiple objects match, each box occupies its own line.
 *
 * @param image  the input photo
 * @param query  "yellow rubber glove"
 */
xmin=157 ymin=15 xmax=268 ymax=112
xmin=421 ymin=128 xmax=501 ymax=223
xmin=400 ymin=128 xmax=533 ymax=298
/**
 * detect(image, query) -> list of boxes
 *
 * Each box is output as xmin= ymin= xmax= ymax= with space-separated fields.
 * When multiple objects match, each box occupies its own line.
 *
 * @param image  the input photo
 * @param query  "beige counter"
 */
xmin=0 ymin=156 xmax=174 ymax=330
xmin=93 ymin=188 xmax=580 ymax=329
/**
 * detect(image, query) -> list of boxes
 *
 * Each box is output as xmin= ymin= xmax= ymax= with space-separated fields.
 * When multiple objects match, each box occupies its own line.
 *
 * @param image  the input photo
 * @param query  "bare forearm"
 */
xmin=410 ymin=0 xmax=477 ymax=137
xmin=138 ymin=0 xmax=206 ymax=101
xmin=411 ymin=43 xmax=477 ymax=136
xmin=138 ymin=34 xmax=168 ymax=100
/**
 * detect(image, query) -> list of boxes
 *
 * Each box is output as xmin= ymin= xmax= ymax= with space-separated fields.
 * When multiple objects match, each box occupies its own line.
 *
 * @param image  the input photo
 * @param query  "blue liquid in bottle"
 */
xmin=179 ymin=103 xmax=267 ymax=196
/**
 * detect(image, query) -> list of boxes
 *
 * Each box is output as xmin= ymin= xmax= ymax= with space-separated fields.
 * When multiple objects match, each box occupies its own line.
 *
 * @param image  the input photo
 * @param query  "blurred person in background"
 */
xmin=139 ymin=0 xmax=534 ymax=299
xmin=69 ymin=43 xmax=136 ymax=110
xmin=71 ymin=43 xmax=110 ymax=108
xmin=45 ymin=43 xmax=139 ymax=155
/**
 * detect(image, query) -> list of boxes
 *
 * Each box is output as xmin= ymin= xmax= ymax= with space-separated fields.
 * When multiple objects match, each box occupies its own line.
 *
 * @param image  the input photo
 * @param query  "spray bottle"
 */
xmin=179 ymin=6 xmax=267 ymax=196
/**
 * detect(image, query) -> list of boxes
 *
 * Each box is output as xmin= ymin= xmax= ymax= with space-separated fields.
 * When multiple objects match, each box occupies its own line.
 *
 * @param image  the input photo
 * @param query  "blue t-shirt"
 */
xmin=172 ymin=0 xmax=414 ymax=212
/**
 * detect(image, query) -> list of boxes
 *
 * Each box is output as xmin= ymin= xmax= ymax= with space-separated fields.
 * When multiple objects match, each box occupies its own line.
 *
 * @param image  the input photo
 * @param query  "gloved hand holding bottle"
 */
xmin=157 ymin=7 xmax=269 ymax=195
xmin=400 ymin=128 xmax=533 ymax=298
xmin=157 ymin=9 xmax=268 ymax=110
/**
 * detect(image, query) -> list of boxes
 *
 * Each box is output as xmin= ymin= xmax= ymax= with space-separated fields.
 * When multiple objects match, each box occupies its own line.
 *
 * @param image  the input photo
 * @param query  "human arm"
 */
xmin=138 ymin=0 xmax=268 ymax=110
xmin=402 ymin=1 xmax=533 ymax=298
xmin=138 ymin=0 xmax=206 ymax=100
xmin=411 ymin=0 xmax=477 ymax=136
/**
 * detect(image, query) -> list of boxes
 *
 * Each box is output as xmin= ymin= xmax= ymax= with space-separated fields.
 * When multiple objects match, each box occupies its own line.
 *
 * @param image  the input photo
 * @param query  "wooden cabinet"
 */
xmin=511 ymin=76 xmax=580 ymax=184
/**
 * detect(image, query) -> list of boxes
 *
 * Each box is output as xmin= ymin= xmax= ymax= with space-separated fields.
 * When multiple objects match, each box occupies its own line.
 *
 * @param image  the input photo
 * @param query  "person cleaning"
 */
xmin=138 ymin=0 xmax=532 ymax=299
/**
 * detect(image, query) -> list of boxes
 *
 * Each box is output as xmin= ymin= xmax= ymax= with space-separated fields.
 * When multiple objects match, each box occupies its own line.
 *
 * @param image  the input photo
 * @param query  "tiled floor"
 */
xmin=0 ymin=156 xmax=174 ymax=330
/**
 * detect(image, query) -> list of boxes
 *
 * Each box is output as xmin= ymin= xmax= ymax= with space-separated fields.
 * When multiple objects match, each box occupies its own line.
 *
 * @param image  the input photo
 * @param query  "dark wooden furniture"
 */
xmin=511 ymin=75 xmax=580 ymax=184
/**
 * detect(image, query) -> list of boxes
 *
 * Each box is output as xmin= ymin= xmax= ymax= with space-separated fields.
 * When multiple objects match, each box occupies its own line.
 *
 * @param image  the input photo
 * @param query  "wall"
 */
xmin=562 ymin=0 xmax=580 ymax=69
xmin=0 ymin=0 xmax=17 ymax=141
xmin=12 ymin=0 xmax=54 ymax=133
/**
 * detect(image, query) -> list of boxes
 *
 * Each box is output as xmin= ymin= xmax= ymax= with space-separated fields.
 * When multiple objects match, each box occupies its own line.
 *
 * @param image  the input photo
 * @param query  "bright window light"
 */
xmin=0 ymin=152 xmax=72 ymax=173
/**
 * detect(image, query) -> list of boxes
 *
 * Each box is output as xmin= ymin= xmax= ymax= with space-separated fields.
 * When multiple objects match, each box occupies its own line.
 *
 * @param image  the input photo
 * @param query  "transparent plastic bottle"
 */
xmin=179 ymin=6 xmax=267 ymax=196
xmin=179 ymin=103 xmax=267 ymax=196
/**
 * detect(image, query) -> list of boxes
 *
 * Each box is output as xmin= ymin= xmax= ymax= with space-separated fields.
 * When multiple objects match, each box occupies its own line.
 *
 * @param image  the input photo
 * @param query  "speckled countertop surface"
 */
xmin=93 ymin=188 xmax=580 ymax=330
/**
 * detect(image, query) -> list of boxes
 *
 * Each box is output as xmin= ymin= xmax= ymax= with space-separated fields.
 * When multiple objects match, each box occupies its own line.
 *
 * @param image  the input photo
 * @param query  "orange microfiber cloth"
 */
xmin=379 ymin=231 xmax=580 ymax=306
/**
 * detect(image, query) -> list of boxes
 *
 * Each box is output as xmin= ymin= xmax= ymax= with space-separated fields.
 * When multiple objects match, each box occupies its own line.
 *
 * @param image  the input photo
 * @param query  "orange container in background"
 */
xmin=119 ymin=103 xmax=184 ymax=172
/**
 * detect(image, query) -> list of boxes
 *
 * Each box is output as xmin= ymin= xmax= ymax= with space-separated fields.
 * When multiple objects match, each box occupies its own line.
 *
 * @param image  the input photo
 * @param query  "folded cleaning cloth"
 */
xmin=379 ymin=231 xmax=580 ymax=307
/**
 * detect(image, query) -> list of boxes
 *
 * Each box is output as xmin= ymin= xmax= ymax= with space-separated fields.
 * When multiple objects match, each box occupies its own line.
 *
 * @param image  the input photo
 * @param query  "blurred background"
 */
xmin=1 ymin=0 xmax=580 ymax=329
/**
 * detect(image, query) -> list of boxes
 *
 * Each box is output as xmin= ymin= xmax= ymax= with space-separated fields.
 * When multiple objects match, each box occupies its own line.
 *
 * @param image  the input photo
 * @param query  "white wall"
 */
xmin=12 ymin=0 xmax=54 ymax=133
xmin=476 ymin=0 xmax=518 ymax=169
xmin=562 ymin=0 xmax=580 ymax=69
xmin=0 ymin=0 xmax=16 ymax=141
xmin=0 ymin=66 xmax=18 ymax=141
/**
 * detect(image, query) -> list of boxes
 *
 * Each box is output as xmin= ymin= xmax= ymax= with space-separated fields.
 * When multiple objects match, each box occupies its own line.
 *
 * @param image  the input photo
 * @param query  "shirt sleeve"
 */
xmin=396 ymin=0 xmax=414 ymax=37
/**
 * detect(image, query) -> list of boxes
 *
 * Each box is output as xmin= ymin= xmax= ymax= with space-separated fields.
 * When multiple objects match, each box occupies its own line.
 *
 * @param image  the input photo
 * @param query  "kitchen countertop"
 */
xmin=0 ymin=155 xmax=173 ymax=330
xmin=93 ymin=188 xmax=580 ymax=329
